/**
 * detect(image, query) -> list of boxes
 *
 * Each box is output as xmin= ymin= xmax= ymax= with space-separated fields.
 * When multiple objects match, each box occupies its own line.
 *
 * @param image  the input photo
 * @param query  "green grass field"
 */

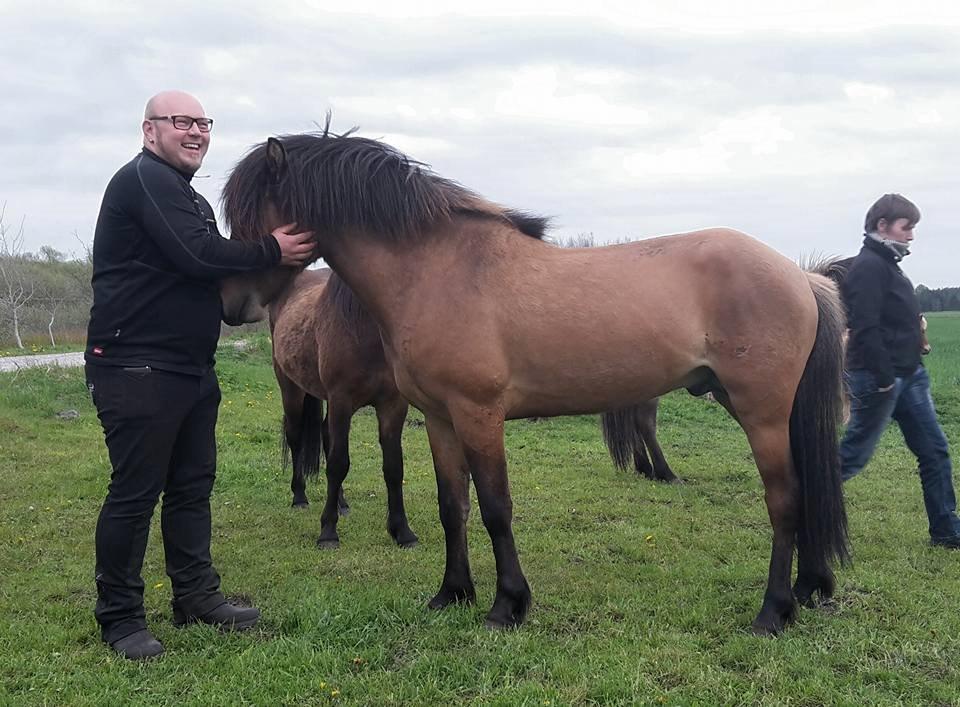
xmin=1 ymin=316 xmax=959 ymax=705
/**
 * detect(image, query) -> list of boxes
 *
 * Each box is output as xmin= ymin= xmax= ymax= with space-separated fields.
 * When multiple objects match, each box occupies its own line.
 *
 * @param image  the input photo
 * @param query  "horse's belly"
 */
xmin=503 ymin=352 xmax=701 ymax=419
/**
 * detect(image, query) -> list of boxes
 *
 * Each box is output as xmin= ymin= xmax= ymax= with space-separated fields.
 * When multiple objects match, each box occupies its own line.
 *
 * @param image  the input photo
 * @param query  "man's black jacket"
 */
xmin=85 ymin=149 xmax=280 ymax=375
xmin=840 ymin=236 xmax=922 ymax=389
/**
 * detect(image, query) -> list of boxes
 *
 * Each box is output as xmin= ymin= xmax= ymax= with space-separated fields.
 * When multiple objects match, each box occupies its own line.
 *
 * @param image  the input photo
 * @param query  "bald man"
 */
xmin=85 ymin=91 xmax=313 ymax=659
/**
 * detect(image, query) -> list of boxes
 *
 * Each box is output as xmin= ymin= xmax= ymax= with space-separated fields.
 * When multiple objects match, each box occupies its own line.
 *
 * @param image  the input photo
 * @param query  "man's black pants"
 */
xmin=86 ymin=363 xmax=226 ymax=644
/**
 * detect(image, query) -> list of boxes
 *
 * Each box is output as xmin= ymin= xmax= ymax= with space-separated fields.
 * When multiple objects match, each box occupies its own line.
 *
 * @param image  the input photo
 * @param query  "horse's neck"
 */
xmin=321 ymin=224 xmax=541 ymax=332
xmin=321 ymin=234 xmax=421 ymax=334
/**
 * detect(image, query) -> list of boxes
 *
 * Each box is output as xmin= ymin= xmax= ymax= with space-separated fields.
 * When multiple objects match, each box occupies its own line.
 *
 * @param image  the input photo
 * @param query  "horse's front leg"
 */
xmin=276 ymin=368 xmax=309 ymax=507
xmin=376 ymin=397 xmax=418 ymax=547
xmin=424 ymin=415 xmax=475 ymax=609
xmin=458 ymin=412 xmax=531 ymax=629
xmin=317 ymin=398 xmax=353 ymax=549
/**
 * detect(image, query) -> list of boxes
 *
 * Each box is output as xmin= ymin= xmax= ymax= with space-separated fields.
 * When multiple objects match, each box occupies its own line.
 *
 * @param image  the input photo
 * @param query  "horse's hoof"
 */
xmin=427 ymin=586 xmax=475 ymax=610
xmin=751 ymin=607 xmax=793 ymax=636
xmin=291 ymin=501 xmax=309 ymax=509
xmin=484 ymin=611 xmax=523 ymax=630
xmin=793 ymin=574 xmax=835 ymax=608
xmin=338 ymin=505 xmax=351 ymax=517
xmin=392 ymin=530 xmax=419 ymax=548
xmin=750 ymin=622 xmax=780 ymax=637
xmin=316 ymin=537 xmax=340 ymax=550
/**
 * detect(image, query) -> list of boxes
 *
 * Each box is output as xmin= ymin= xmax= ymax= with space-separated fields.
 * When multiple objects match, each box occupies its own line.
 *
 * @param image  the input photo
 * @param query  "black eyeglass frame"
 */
xmin=148 ymin=115 xmax=214 ymax=132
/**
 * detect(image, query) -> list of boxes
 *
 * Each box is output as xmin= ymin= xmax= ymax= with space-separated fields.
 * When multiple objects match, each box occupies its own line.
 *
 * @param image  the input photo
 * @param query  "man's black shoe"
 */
xmin=110 ymin=629 xmax=164 ymax=660
xmin=173 ymin=601 xmax=260 ymax=631
xmin=931 ymin=535 xmax=960 ymax=549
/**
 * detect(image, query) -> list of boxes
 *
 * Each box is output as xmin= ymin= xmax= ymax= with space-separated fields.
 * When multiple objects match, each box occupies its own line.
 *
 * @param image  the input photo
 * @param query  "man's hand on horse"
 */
xmin=273 ymin=224 xmax=316 ymax=266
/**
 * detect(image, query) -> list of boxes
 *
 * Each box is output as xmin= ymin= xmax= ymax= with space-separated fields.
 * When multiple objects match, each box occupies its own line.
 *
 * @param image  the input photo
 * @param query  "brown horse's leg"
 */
xmin=455 ymin=414 xmax=531 ymax=629
xmin=276 ymin=370 xmax=309 ymax=507
xmin=324 ymin=414 xmax=349 ymax=515
xmin=632 ymin=443 xmax=655 ymax=479
xmin=317 ymin=399 xmax=353 ymax=549
xmin=376 ymin=397 xmax=418 ymax=547
xmin=743 ymin=420 xmax=799 ymax=635
xmin=424 ymin=415 xmax=475 ymax=609
xmin=637 ymin=399 xmax=680 ymax=483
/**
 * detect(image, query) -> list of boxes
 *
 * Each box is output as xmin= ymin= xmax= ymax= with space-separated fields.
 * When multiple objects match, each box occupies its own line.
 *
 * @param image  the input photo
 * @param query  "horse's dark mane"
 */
xmin=802 ymin=255 xmax=856 ymax=285
xmin=222 ymin=125 xmax=549 ymax=245
xmin=503 ymin=210 xmax=550 ymax=239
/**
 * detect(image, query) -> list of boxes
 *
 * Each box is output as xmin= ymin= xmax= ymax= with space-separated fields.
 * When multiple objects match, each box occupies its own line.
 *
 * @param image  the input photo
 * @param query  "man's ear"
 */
xmin=266 ymin=137 xmax=287 ymax=185
xmin=143 ymin=119 xmax=155 ymax=144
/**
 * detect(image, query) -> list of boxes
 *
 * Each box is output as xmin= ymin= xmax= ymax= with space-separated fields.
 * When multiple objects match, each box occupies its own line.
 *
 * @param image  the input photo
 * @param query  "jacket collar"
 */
xmin=863 ymin=233 xmax=909 ymax=263
xmin=140 ymin=147 xmax=195 ymax=183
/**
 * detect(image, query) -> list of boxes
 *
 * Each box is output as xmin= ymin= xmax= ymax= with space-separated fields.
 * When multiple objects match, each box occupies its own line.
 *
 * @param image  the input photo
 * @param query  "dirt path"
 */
xmin=0 ymin=352 xmax=85 ymax=373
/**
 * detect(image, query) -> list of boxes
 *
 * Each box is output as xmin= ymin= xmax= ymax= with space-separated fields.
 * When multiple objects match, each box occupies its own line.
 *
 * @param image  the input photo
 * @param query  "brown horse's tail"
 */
xmin=281 ymin=394 xmax=327 ymax=479
xmin=791 ymin=274 xmax=851 ymax=584
xmin=601 ymin=406 xmax=645 ymax=471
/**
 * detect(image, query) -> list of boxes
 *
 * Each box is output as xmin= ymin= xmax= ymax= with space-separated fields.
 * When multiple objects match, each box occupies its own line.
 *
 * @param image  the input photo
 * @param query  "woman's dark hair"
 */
xmin=864 ymin=193 xmax=921 ymax=233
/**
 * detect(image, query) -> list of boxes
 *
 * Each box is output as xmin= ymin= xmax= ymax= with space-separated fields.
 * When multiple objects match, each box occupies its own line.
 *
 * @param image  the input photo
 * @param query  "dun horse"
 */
xmin=221 ymin=130 xmax=849 ymax=635
xmin=266 ymin=266 xmax=418 ymax=548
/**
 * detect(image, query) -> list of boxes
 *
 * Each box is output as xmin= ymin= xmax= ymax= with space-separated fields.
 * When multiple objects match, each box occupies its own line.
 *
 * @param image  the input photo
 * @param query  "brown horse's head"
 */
xmin=220 ymin=123 xmax=550 ymax=323
xmin=220 ymin=139 xmax=307 ymax=325
xmin=221 ymin=267 xmax=297 ymax=326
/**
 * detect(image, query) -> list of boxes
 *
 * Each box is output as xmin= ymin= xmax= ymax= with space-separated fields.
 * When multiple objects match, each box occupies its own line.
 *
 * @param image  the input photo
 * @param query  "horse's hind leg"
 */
xmin=637 ymin=398 xmax=680 ymax=483
xmin=742 ymin=418 xmax=799 ymax=635
xmin=632 ymin=441 xmax=655 ymax=479
xmin=425 ymin=415 xmax=475 ymax=609
xmin=376 ymin=396 xmax=418 ymax=547
xmin=317 ymin=398 xmax=353 ymax=549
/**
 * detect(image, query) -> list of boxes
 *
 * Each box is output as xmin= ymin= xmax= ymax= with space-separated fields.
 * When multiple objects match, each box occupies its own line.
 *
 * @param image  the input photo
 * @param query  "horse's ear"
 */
xmin=266 ymin=137 xmax=287 ymax=185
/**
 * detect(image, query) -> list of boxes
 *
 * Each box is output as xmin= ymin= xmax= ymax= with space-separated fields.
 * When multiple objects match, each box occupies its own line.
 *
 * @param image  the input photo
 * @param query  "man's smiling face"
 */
xmin=142 ymin=91 xmax=210 ymax=175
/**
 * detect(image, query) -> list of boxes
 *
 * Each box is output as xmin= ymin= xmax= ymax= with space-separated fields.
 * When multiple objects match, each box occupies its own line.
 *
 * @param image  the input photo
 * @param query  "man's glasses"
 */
xmin=149 ymin=115 xmax=214 ymax=132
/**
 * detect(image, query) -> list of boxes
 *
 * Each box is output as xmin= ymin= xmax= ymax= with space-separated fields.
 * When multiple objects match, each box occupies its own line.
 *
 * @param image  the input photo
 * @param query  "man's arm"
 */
xmin=135 ymin=155 xmax=281 ymax=280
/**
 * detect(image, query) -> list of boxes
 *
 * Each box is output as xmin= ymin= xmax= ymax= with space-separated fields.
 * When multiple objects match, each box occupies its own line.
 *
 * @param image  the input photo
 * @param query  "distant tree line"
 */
xmin=1 ymin=222 xmax=956 ymax=350
xmin=0 ymin=248 xmax=92 ymax=349
xmin=915 ymin=285 xmax=960 ymax=313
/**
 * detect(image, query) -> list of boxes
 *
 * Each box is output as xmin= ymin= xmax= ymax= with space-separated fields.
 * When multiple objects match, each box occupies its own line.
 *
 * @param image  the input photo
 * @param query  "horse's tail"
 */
xmin=601 ymin=406 xmax=644 ymax=471
xmin=791 ymin=273 xmax=851 ymax=581
xmin=282 ymin=394 xmax=327 ymax=479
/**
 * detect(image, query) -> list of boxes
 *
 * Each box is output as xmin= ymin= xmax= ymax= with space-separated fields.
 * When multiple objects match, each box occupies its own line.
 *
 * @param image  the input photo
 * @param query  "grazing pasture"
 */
xmin=1 ymin=314 xmax=959 ymax=705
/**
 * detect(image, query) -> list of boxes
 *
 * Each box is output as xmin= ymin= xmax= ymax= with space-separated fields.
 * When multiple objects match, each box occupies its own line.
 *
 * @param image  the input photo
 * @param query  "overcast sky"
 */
xmin=2 ymin=0 xmax=958 ymax=286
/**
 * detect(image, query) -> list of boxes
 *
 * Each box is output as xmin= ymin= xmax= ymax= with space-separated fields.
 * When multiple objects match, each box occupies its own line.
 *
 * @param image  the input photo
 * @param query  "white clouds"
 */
xmin=843 ymin=82 xmax=894 ymax=103
xmin=493 ymin=65 xmax=651 ymax=128
xmin=202 ymin=49 xmax=242 ymax=76
xmin=1 ymin=3 xmax=959 ymax=285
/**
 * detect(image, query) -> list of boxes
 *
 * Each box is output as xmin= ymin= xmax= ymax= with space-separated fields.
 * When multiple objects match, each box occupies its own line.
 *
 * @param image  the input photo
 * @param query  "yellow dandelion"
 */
xmin=153 ymin=582 xmax=164 ymax=589
xmin=331 ymin=690 xmax=340 ymax=698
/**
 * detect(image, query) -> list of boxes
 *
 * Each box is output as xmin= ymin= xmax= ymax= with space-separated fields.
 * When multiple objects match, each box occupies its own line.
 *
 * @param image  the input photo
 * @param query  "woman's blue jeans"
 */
xmin=841 ymin=365 xmax=960 ymax=542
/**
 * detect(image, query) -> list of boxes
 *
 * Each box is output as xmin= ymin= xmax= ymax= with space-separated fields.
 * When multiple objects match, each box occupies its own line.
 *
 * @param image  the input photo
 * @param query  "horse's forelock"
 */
xmin=223 ymin=142 xmax=273 ymax=242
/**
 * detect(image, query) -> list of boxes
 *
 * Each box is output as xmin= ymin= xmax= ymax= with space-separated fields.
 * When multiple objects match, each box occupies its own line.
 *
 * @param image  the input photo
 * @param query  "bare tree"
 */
xmin=0 ymin=204 xmax=35 ymax=349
